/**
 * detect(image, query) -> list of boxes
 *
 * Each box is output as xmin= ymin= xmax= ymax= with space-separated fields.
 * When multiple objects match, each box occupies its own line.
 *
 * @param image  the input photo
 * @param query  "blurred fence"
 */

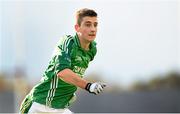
xmin=0 ymin=91 xmax=14 ymax=113
xmin=0 ymin=88 xmax=180 ymax=113
xmin=70 ymin=89 xmax=180 ymax=113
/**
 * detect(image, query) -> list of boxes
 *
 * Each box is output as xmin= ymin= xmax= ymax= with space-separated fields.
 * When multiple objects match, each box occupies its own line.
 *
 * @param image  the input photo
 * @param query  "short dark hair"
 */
xmin=75 ymin=8 xmax=97 ymax=26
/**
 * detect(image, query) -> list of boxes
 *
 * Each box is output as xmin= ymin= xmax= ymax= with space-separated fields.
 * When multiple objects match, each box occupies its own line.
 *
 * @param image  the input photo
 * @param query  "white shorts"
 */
xmin=28 ymin=102 xmax=73 ymax=114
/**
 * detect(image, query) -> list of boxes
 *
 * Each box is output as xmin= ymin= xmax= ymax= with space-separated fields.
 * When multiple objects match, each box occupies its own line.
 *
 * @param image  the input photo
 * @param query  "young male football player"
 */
xmin=20 ymin=8 xmax=106 ymax=114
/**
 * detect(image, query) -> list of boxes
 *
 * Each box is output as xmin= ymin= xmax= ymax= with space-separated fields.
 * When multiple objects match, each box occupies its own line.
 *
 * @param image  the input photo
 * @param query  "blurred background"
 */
xmin=0 ymin=0 xmax=180 ymax=113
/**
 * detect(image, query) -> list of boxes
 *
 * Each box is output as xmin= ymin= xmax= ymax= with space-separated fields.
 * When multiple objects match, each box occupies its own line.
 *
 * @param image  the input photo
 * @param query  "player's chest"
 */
xmin=71 ymin=49 xmax=91 ymax=68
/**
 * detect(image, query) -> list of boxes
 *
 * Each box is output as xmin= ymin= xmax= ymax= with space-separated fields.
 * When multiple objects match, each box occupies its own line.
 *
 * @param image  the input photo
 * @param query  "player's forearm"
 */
xmin=57 ymin=69 xmax=88 ymax=89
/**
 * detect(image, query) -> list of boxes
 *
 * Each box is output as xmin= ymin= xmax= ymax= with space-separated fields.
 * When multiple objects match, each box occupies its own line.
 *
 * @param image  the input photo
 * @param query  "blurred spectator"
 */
xmin=0 ymin=74 xmax=6 ymax=91
xmin=13 ymin=67 xmax=28 ymax=112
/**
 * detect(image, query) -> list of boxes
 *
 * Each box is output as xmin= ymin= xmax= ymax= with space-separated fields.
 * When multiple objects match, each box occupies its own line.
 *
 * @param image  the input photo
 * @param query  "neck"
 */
xmin=78 ymin=37 xmax=90 ymax=51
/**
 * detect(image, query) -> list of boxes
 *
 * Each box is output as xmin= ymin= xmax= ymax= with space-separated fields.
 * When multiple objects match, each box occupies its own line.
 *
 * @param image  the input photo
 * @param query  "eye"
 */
xmin=85 ymin=23 xmax=91 ymax=27
xmin=94 ymin=23 xmax=98 ymax=27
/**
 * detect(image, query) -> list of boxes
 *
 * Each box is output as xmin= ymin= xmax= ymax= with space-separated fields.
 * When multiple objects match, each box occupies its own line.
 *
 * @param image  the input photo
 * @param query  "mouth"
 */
xmin=88 ymin=34 xmax=96 ymax=37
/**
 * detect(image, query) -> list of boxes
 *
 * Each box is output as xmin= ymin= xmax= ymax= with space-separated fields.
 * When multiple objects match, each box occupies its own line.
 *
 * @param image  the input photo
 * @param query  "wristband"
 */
xmin=85 ymin=83 xmax=92 ymax=91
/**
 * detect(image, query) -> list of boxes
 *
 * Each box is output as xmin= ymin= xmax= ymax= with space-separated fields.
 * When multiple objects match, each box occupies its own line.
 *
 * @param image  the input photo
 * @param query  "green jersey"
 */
xmin=20 ymin=34 xmax=97 ymax=112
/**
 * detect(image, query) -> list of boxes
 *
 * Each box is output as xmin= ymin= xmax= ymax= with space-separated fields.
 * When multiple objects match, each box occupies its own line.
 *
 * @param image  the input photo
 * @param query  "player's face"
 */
xmin=75 ymin=16 xmax=98 ymax=43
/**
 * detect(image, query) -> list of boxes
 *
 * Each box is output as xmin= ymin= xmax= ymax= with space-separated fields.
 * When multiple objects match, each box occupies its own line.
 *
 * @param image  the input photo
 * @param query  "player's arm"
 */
xmin=57 ymin=68 xmax=88 ymax=89
xmin=57 ymin=69 xmax=106 ymax=95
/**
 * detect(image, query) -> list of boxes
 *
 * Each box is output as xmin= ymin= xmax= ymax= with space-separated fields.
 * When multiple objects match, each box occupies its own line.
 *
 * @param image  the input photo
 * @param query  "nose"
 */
xmin=90 ymin=25 xmax=96 ymax=32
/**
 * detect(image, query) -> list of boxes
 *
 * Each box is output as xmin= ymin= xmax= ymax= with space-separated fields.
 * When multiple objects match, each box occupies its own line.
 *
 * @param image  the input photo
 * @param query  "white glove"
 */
xmin=85 ymin=82 xmax=106 ymax=95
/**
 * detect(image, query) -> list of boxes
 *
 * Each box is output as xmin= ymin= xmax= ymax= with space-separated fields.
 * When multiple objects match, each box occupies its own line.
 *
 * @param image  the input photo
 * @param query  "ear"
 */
xmin=74 ymin=24 xmax=79 ymax=32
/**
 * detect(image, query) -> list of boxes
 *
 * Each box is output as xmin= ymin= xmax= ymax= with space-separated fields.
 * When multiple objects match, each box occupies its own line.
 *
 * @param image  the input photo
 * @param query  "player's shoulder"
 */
xmin=61 ymin=34 xmax=74 ymax=42
xmin=65 ymin=34 xmax=75 ymax=46
xmin=57 ymin=35 xmax=74 ymax=46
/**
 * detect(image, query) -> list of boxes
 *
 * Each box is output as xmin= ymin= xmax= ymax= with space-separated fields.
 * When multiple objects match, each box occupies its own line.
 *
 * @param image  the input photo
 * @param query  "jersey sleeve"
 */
xmin=53 ymin=36 xmax=73 ymax=75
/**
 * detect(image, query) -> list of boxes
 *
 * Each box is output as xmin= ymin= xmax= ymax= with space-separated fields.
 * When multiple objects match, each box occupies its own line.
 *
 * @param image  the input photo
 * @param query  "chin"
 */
xmin=88 ymin=36 xmax=96 ymax=41
xmin=88 ymin=38 xmax=95 ymax=42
